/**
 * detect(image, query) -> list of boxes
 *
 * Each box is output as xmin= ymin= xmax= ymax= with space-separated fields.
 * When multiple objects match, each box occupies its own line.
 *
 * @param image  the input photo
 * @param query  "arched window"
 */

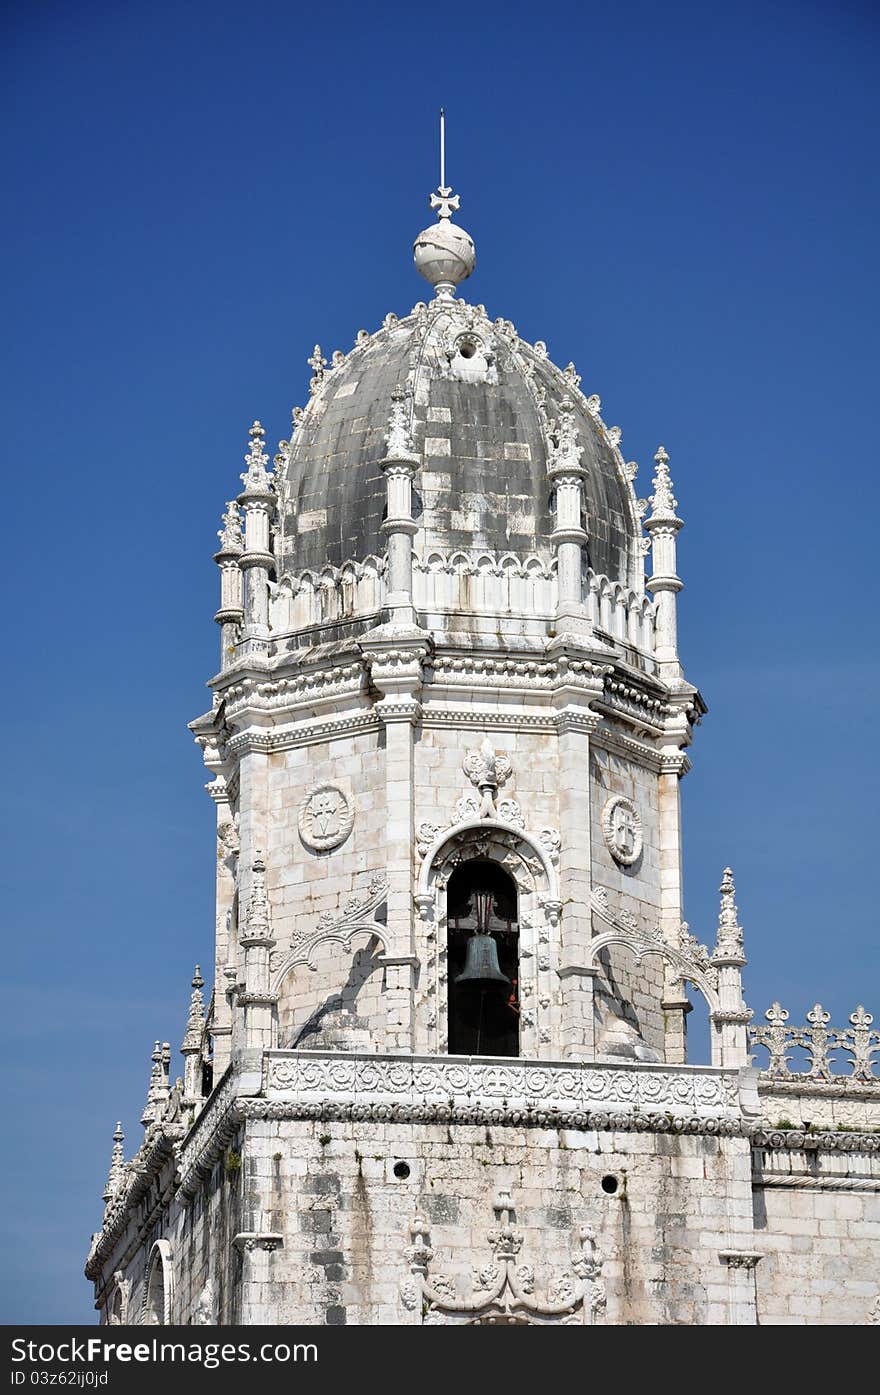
xmin=143 ymin=1240 xmax=172 ymax=1325
xmin=446 ymin=859 xmax=519 ymax=1058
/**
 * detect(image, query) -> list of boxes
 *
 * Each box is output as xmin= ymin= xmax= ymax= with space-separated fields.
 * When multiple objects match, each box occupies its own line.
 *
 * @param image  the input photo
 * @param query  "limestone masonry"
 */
xmin=85 ymin=170 xmax=880 ymax=1327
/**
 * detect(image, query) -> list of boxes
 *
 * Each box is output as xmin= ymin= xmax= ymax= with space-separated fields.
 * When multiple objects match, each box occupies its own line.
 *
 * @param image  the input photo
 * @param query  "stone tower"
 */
xmin=87 ymin=166 xmax=880 ymax=1327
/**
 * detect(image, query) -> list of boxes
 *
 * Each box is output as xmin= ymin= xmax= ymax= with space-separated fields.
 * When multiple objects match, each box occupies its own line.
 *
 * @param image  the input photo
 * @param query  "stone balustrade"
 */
xmin=750 ymin=1003 xmax=880 ymax=1084
xmin=267 ymin=550 xmax=657 ymax=661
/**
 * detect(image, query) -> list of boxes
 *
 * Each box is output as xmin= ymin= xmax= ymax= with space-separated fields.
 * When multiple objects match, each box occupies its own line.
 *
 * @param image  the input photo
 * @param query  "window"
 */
xmin=447 ymin=860 xmax=520 ymax=1057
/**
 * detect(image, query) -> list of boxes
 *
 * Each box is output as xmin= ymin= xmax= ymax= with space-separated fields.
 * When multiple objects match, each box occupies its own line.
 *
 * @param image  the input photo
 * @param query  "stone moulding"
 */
xmin=88 ymin=1054 xmax=880 ymax=1283
xmin=263 ymin=1050 xmax=743 ymax=1120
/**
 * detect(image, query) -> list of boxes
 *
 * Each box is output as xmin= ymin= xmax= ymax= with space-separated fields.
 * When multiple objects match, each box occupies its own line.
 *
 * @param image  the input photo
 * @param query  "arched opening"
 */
xmin=446 ymin=859 xmax=520 ymax=1057
xmin=143 ymin=1242 xmax=171 ymax=1325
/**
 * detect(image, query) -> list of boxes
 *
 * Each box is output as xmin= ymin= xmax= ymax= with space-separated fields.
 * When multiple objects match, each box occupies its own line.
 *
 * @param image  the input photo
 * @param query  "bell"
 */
xmin=455 ymin=931 xmax=510 ymax=989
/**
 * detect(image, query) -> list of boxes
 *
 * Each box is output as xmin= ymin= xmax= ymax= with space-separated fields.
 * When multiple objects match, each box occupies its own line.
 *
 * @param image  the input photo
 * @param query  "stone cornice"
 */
xmin=87 ymin=1054 xmax=880 ymax=1282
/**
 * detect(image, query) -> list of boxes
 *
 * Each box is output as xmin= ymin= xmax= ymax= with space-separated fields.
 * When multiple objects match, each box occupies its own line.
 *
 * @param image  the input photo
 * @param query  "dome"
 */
xmin=280 ymin=298 xmax=641 ymax=588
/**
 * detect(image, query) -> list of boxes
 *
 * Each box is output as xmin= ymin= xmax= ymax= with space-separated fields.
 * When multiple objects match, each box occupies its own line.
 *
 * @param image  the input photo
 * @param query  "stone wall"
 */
xmin=753 ymin=1174 xmax=880 ymax=1324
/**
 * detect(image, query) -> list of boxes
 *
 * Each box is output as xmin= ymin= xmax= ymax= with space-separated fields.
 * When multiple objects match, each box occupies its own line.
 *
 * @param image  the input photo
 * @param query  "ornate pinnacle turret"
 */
xmin=239 ymin=421 xmax=272 ymax=496
xmin=548 ymin=396 xmax=584 ymax=477
xmin=646 ymin=446 xmax=681 ymax=527
xmin=714 ymin=867 xmax=745 ymax=959
xmin=141 ymin=1041 xmax=163 ymax=1127
xmin=216 ymin=500 xmax=243 ymax=554
xmin=181 ymin=965 xmax=206 ymax=1055
xmin=102 ymin=1122 xmax=125 ymax=1206
xmin=240 ymin=852 xmax=273 ymax=947
xmin=384 ymin=388 xmax=418 ymax=461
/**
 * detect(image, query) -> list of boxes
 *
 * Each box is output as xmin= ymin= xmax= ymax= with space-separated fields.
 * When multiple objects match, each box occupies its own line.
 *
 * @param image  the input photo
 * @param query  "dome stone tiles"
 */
xmin=282 ymin=306 xmax=635 ymax=586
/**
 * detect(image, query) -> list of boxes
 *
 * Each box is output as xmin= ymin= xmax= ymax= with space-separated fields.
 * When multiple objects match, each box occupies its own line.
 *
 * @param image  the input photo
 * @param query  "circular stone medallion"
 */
xmin=298 ymin=783 xmax=354 ymax=852
xmin=601 ymin=795 xmax=642 ymax=866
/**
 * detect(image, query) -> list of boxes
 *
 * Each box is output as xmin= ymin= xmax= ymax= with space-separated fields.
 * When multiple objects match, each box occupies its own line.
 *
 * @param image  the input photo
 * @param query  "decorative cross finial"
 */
xmin=430 ymin=187 xmax=460 ymax=220
xmin=429 ymin=110 xmax=460 ymax=220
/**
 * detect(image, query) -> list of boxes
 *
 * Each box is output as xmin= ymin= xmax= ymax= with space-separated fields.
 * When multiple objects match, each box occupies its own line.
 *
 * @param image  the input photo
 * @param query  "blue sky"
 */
xmin=2 ymin=0 xmax=878 ymax=1322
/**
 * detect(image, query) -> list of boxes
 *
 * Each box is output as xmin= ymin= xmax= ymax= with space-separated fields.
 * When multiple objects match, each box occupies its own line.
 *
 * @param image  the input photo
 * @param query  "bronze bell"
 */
xmin=455 ymin=931 xmax=510 ymax=989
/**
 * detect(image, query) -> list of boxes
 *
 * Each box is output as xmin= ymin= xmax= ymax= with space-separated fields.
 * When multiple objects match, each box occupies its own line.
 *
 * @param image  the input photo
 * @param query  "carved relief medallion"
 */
xmin=601 ymin=796 xmax=642 ymax=866
xmin=298 ymin=783 xmax=354 ymax=851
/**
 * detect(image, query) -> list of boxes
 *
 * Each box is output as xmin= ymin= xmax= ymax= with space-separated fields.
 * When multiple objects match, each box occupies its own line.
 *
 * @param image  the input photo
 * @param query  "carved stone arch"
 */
xmin=142 ymin=1239 xmax=173 ymax=1325
xmin=107 ymin=1271 xmax=130 ymax=1325
xmin=588 ymin=927 xmax=720 ymax=1015
xmin=270 ymin=875 xmax=389 ymax=1047
xmin=588 ymin=890 xmax=721 ymax=1016
xmin=417 ymin=820 xmax=561 ymax=1057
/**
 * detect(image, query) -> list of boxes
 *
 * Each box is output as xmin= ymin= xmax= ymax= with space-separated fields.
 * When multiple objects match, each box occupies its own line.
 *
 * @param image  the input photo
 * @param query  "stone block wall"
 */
xmin=753 ymin=1179 xmax=880 ymax=1324
xmin=232 ymin=1116 xmax=757 ymax=1326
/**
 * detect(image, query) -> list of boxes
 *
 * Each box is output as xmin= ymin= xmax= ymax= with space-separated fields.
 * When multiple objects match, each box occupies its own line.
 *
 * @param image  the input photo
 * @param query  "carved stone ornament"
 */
xmin=462 ymin=738 xmax=513 ymax=818
xmin=400 ymin=1191 xmax=605 ymax=1326
xmin=601 ymin=795 xmax=642 ymax=866
xmin=297 ymin=783 xmax=354 ymax=852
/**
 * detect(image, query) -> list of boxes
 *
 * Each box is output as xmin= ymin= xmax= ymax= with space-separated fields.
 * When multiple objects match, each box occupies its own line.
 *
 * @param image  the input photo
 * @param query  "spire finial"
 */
xmin=141 ymin=1041 xmax=163 ymax=1127
xmin=414 ymin=109 xmax=475 ymax=296
xmin=646 ymin=445 xmax=681 ymax=527
xmin=713 ymin=865 xmax=745 ymax=959
xmin=102 ymin=1120 xmax=126 ymax=1206
xmin=239 ymin=421 xmax=272 ymax=496
xmin=182 ymin=964 xmax=206 ymax=1055
xmin=429 ymin=108 xmax=460 ymax=221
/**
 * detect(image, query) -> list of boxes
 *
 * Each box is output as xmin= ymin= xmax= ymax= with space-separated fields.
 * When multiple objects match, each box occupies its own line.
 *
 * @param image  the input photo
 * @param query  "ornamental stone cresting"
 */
xmin=85 ymin=136 xmax=880 ymax=1328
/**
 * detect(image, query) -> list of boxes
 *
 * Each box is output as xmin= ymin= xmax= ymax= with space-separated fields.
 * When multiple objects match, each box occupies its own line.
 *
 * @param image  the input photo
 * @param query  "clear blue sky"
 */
xmin=2 ymin=0 xmax=877 ymax=1323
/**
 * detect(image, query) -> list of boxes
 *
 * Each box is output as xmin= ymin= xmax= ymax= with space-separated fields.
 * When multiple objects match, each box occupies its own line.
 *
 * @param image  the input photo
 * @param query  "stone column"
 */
xmin=709 ymin=868 xmax=752 ymax=1068
xmin=645 ymin=447 xmax=683 ymax=684
xmin=208 ymin=776 xmax=237 ymax=1077
xmin=180 ymin=966 xmax=206 ymax=1106
xmin=658 ymin=728 xmax=691 ymax=1064
xmin=360 ymin=626 xmax=430 ymax=1051
xmin=380 ymin=390 xmax=420 ymax=625
xmin=550 ymin=661 xmax=606 ymax=1059
xmin=233 ymin=1233 xmax=284 ymax=1326
xmin=237 ymin=421 xmax=275 ymax=654
xmin=718 ymin=1252 xmax=762 ymax=1325
xmin=549 ymin=398 xmax=591 ymax=635
xmin=238 ymin=853 xmax=277 ymax=1056
xmin=214 ymin=501 xmax=244 ymax=671
xmin=233 ymin=740 xmax=270 ymax=1061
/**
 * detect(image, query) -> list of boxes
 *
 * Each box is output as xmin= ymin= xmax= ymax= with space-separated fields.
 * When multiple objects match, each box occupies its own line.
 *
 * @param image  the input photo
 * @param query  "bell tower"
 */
xmin=96 ymin=131 xmax=880 ymax=1330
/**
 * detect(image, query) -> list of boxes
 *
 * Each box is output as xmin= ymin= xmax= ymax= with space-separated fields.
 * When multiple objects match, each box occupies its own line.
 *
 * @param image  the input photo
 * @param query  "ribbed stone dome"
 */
xmin=281 ymin=298 xmax=641 ymax=587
